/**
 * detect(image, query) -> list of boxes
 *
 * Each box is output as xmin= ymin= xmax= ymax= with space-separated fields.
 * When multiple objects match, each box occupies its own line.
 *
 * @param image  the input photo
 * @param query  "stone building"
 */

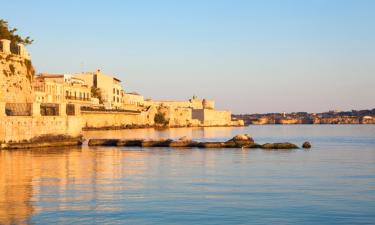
xmin=75 ymin=70 xmax=125 ymax=109
xmin=33 ymin=74 xmax=91 ymax=106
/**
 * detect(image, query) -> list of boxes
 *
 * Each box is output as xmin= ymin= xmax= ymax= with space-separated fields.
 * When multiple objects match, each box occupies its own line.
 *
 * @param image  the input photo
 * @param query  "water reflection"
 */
xmin=0 ymin=147 xmax=148 ymax=225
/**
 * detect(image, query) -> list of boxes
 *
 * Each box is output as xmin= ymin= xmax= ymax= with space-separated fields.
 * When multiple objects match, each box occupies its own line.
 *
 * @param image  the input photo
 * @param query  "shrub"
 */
xmin=154 ymin=112 xmax=169 ymax=125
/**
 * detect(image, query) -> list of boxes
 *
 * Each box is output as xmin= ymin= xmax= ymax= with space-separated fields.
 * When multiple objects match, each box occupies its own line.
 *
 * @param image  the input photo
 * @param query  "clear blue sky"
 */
xmin=2 ymin=0 xmax=375 ymax=113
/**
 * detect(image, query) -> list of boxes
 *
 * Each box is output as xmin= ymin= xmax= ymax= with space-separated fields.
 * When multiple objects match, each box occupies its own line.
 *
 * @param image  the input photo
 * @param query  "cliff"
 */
xmin=0 ymin=52 xmax=34 ymax=103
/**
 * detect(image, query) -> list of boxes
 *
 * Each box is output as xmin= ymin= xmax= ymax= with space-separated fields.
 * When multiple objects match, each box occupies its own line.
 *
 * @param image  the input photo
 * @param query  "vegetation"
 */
xmin=91 ymin=87 xmax=103 ymax=103
xmin=154 ymin=112 xmax=169 ymax=126
xmin=0 ymin=19 xmax=33 ymax=45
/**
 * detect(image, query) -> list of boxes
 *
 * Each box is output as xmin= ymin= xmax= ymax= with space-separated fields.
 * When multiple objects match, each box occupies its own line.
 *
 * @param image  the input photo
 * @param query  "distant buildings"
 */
xmin=234 ymin=109 xmax=375 ymax=125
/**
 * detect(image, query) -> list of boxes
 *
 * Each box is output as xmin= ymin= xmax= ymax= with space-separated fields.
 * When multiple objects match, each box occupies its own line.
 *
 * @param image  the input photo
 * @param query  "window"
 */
xmin=113 ymin=96 xmax=115 ymax=101
xmin=113 ymin=88 xmax=115 ymax=94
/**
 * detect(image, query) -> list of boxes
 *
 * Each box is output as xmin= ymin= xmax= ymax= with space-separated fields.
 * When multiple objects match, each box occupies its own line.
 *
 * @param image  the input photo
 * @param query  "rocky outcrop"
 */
xmin=88 ymin=134 xmax=302 ymax=150
xmin=0 ymin=52 xmax=35 ymax=104
xmin=225 ymin=134 xmax=254 ymax=147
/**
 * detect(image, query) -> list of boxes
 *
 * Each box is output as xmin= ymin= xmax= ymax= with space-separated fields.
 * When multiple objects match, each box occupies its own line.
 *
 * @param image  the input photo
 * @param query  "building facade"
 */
xmin=75 ymin=70 xmax=125 ymax=109
xmin=33 ymin=74 xmax=91 ymax=105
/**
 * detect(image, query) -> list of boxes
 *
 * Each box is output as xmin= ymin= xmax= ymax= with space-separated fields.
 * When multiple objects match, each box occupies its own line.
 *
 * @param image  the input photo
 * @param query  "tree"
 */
xmin=91 ymin=86 xmax=103 ymax=103
xmin=0 ymin=19 xmax=33 ymax=45
xmin=154 ymin=112 xmax=169 ymax=126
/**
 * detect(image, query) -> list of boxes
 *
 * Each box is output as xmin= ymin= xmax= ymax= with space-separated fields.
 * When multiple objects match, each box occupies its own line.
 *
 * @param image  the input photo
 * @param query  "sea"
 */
xmin=0 ymin=125 xmax=374 ymax=225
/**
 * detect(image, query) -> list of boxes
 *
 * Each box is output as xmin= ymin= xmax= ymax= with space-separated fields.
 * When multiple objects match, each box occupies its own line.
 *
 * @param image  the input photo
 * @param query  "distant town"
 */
xmin=233 ymin=109 xmax=375 ymax=125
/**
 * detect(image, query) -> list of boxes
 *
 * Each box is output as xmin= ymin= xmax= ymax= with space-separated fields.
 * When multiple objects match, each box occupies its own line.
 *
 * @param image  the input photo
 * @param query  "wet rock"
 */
xmin=117 ymin=139 xmax=143 ymax=147
xmin=198 ymin=142 xmax=227 ymax=148
xmin=261 ymin=142 xmax=299 ymax=149
xmin=246 ymin=143 xmax=263 ymax=148
xmin=169 ymin=136 xmax=198 ymax=147
xmin=88 ymin=139 xmax=119 ymax=146
xmin=302 ymin=141 xmax=311 ymax=149
xmin=141 ymin=139 xmax=173 ymax=147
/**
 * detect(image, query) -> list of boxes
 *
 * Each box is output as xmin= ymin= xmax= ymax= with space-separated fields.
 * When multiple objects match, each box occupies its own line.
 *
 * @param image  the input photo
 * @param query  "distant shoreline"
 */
xmin=233 ymin=109 xmax=375 ymax=125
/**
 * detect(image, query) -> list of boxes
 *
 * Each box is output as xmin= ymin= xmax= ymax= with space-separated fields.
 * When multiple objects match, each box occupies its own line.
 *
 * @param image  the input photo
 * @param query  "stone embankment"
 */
xmin=88 ymin=134 xmax=309 ymax=150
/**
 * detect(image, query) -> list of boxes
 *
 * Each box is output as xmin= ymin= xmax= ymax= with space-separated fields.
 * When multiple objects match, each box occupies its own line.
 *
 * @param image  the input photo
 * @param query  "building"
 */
xmin=75 ymin=70 xmax=125 ymax=109
xmin=123 ymin=92 xmax=145 ymax=110
xmin=33 ymin=74 xmax=91 ymax=105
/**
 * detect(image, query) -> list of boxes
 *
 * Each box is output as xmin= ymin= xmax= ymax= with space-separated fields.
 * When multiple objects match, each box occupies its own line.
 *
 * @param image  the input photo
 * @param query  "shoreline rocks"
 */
xmin=1 ymin=135 xmax=83 ymax=150
xmin=88 ymin=134 xmax=305 ymax=150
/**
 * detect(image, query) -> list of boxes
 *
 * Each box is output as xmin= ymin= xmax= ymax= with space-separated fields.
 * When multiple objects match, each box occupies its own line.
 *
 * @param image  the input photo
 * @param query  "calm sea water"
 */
xmin=0 ymin=125 xmax=374 ymax=225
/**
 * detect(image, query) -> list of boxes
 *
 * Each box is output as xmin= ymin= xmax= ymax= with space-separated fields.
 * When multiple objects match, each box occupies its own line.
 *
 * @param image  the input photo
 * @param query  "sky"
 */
xmin=2 ymin=0 xmax=374 ymax=114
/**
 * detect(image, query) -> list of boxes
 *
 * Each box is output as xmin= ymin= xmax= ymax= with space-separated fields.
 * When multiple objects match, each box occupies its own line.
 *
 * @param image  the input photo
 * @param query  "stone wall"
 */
xmin=192 ymin=109 xmax=232 ymax=126
xmin=0 ymin=115 xmax=83 ymax=143
xmin=81 ymin=111 xmax=151 ymax=129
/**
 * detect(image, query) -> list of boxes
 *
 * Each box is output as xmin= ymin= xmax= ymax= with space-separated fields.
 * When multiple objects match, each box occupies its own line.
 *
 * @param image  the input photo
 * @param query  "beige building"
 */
xmin=75 ymin=70 xmax=125 ymax=109
xmin=33 ymin=74 xmax=91 ymax=105
xmin=123 ymin=92 xmax=145 ymax=110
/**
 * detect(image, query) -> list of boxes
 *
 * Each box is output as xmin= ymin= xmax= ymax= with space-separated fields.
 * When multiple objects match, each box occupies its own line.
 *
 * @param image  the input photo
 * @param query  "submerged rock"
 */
xmin=261 ymin=142 xmax=299 ymax=149
xmin=302 ymin=141 xmax=311 ymax=149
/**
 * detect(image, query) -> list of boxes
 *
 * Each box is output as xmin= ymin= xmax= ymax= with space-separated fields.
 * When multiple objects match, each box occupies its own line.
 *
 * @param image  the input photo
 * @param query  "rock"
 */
xmin=198 ymin=142 xmax=227 ymax=148
xmin=302 ymin=141 xmax=311 ymax=149
xmin=231 ymin=134 xmax=254 ymax=142
xmin=169 ymin=136 xmax=196 ymax=147
xmin=246 ymin=143 xmax=262 ymax=149
xmin=141 ymin=139 xmax=173 ymax=147
xmin=261 ymin=142 xmax=299 ymax=149
xmin=117 ymin=139 xmax=143 ymax=147
xmin=226 ymin=134 xmax=254 ymax=147
xmin=178 ymin=136 xmax=191 ymax=142
xmin=88 ymin=139 xmax=119 ymax=146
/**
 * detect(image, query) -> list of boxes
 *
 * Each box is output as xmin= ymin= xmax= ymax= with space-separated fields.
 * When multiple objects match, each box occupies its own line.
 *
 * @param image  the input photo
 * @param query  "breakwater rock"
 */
xmin=1 ymin=135 xmax=83 ymax=149
xmin=88 ymin=134 xmax=305 ymax=150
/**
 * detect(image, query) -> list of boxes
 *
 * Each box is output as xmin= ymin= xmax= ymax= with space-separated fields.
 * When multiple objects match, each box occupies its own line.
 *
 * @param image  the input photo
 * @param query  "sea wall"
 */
xmin=192 ymin=109 xmax=233 ymax=126
xmin=0 ymin=115 xmax=83 ymax=144
xmin=81 ymin=111 xmax=153 ymax=129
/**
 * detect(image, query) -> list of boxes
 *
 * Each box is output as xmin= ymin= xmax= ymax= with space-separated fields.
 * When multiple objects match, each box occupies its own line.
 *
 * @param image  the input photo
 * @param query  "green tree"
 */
xmin=0 ymin=19 xmax=33 ymax=45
